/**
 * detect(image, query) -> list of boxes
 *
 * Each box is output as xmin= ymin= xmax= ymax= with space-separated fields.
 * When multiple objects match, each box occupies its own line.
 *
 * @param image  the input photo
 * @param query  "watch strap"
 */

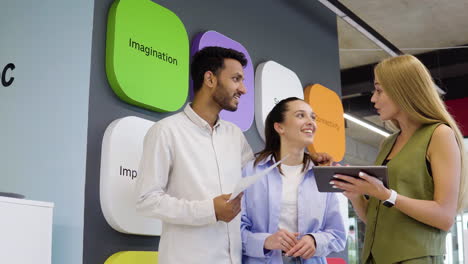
xmin=383 ymin=189 xmax=397 ymax=207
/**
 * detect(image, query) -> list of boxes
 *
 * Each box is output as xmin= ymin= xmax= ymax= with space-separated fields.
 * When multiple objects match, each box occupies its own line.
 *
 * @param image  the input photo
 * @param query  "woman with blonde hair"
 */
xmin=331 ymin=54 xmax=467 ymax=264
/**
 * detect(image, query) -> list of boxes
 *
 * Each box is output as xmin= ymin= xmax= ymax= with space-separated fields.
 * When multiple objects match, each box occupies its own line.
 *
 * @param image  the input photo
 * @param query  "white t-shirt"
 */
xmin=278 ymin=164 xmax=305 ymax=232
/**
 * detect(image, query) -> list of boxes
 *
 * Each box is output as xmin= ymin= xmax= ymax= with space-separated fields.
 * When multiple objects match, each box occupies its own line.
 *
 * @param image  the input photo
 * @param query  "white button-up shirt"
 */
xmin=136 ymin=104 xmax=253 ymax=264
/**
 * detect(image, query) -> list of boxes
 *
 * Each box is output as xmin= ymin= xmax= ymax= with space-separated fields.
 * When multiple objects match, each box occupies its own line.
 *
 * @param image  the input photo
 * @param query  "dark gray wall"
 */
xmin=83 ymin=0 xmax=342 ymax=263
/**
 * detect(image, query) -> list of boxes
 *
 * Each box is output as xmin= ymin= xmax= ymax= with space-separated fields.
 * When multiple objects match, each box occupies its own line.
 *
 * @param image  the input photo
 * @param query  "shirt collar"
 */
xmin=257 ymin=153 xmax=316 ymax=171
xmin=256 ymin=154 xmax=276 ymax=167
xmin=184 ymin=103 xmax=221 ymax=131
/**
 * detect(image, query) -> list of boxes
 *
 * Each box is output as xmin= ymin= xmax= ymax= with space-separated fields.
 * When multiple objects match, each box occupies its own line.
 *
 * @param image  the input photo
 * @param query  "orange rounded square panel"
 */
xmin=305 ymin=84 xmax=345 ymax=162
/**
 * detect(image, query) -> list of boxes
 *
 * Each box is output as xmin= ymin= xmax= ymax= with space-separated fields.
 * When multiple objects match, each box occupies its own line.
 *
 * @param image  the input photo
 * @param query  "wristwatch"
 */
xmin=383 ymin=189 xmax=397 ymax=207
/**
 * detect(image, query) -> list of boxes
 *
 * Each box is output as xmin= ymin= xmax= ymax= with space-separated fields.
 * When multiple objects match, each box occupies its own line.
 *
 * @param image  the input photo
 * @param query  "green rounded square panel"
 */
xmin=106 ymin=0 xmax=189 ymax=112
xmin=104 ymin=251 xmax=158 ymax=264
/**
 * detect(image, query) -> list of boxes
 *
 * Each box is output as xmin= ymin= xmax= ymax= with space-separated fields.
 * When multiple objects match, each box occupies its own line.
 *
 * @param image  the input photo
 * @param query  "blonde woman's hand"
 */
xmin=342 ymin=190 xmax=364 ymax=201
xmin=331 ymin=172 xmax=391 ymax=201
xmin=310 ymin=152 xmax=334 ymax=166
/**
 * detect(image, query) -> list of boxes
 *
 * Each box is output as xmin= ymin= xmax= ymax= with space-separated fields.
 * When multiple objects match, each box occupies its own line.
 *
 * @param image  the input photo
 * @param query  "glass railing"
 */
xmin=446 ymin=212 xmax=468 ymax=264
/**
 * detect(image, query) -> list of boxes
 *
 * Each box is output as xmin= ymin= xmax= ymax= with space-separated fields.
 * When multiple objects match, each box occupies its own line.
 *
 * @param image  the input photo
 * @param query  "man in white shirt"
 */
xmin=136 ymin=47 xmax=253 ymax=264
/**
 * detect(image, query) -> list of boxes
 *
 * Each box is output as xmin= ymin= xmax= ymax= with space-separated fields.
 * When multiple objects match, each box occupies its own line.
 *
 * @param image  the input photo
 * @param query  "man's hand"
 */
xmin=285 ymin=235 xmax=316 ymax=259
xmin=310 ymin=152 xmax=334 ymax=166
xmin=264 ymin=229 xmax=299 ymax=252
xmin=213 ymin=193 xmax=242 ymax=222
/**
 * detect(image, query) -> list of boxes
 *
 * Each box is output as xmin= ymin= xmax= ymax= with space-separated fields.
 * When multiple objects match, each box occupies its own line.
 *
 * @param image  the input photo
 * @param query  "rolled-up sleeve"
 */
xmin=135 ymin=123 xmax=217 ymax=226
xmin=308 ymin=193 xmax=347 ymax=256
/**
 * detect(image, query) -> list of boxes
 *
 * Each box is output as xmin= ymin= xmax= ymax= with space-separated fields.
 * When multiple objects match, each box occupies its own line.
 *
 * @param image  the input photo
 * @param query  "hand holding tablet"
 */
xmin=313 ymin=166 xmax=388 ymax=193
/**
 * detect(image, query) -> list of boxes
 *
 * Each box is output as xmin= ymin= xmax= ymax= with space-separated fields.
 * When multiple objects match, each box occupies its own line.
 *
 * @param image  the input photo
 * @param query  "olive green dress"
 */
xmin=363 ymin=123 xmax=446 ymax=264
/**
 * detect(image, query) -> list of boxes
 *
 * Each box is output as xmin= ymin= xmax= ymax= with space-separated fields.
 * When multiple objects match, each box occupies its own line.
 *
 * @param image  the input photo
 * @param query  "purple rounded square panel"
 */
xmin=190 ymin=31 xmax=254 ymax=131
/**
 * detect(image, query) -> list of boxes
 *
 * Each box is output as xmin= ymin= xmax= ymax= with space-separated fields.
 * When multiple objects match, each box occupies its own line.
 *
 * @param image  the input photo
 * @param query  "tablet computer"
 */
xmin=313 ymin=166 xmax=388 ymax=192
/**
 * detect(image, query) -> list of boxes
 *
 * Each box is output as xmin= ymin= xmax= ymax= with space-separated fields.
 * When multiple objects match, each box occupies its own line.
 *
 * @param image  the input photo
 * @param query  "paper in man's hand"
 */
xmin=228 ymin=155 xmax=289 ymax=201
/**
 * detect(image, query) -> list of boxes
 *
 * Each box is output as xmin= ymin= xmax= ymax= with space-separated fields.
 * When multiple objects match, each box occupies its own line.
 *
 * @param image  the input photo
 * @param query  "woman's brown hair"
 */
xmin=254 ymin=97 xmax=313 ymax=174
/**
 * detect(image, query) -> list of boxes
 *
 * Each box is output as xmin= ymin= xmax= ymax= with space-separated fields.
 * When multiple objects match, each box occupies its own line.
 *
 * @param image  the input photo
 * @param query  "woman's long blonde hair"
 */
xmin=375 ymin=54 xmax=468 ymax=212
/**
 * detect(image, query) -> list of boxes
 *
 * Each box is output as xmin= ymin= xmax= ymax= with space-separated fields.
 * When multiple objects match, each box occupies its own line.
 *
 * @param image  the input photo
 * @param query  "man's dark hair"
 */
xmin=191 ymin=46 xmax=247 ymax=93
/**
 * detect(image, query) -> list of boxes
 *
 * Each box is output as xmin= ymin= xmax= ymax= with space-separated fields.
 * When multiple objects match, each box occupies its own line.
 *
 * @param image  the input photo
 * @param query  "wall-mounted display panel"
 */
xmin=190 ymin=31 xmax=254 ymax=131
xmin=100 ymin=116 xmax=162 ymax=236
xmin=255 ymin=61 xmax=303 ymax=140
xmin=304 ymin=84 xmax=345 ymax=162
xmin=106 ymin=0 xmax=189 ymax=112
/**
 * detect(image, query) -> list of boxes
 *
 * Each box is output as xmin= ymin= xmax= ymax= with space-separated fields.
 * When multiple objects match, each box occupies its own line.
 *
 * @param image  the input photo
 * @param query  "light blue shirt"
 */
xmin=241 ymin=156 xmax=346 ymax=264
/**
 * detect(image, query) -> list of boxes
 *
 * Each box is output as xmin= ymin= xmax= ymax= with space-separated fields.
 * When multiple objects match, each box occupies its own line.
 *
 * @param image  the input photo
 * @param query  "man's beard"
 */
xmin=213 ymin=82 xmax=238 ymax=112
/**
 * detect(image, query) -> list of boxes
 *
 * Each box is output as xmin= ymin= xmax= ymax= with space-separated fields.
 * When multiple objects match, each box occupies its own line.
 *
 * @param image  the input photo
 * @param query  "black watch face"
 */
xmin=383 ymin=201 xmax=394 ymax=207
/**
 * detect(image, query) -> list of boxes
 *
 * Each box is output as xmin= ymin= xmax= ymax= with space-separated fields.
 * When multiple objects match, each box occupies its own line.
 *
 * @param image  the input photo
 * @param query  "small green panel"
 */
xmin=106 ymin=0 xmax=189 ymax=112
xmin=104 ymin=251 xmax=158 ymax=264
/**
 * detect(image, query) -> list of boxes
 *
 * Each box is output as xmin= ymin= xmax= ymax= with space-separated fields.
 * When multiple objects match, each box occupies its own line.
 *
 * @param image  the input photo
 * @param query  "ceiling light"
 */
xmin=344 ymin=113 xmax=390 ymax=137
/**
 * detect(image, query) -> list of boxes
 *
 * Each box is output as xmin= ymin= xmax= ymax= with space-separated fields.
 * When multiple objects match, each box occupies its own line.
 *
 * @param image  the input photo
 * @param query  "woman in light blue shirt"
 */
xmin=241 ymin=97 xmax=346 ymax=264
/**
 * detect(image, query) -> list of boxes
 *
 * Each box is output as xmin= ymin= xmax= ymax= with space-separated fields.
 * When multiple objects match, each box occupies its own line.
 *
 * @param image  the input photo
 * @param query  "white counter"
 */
xmin=0 ymin=196 xmax=54 ymax=264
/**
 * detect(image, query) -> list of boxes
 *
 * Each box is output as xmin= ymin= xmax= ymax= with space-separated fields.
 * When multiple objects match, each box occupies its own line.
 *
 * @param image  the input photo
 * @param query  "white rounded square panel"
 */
xmin=255 ymin=61 xmax=304 ymax=140
xmin=100 ymin=116 xmax=162 ymax=236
